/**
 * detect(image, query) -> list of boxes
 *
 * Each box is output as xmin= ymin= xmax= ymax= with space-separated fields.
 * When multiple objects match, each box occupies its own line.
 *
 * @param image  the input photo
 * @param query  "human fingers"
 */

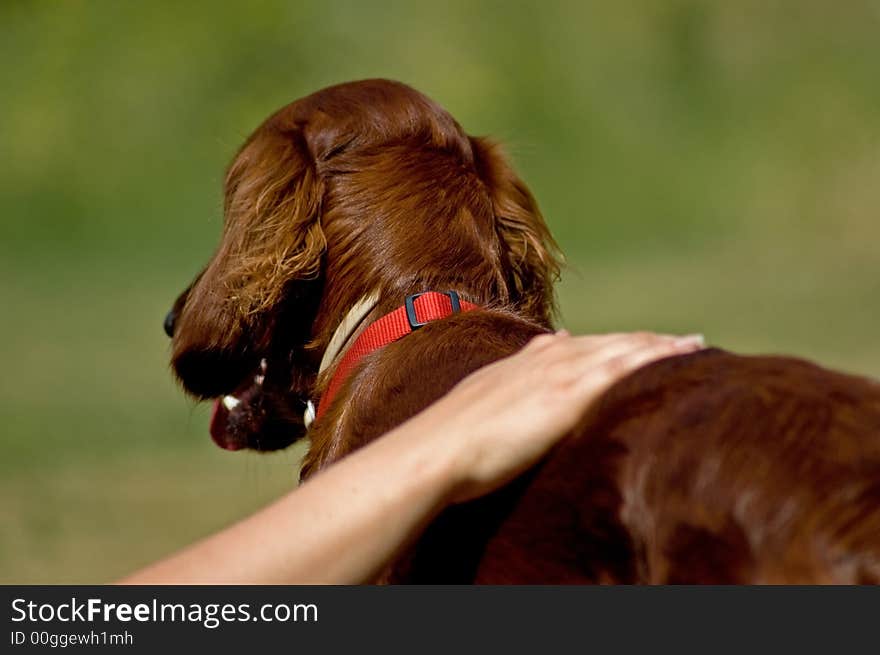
xmin=520 ymin=332 xmax=703 ymax=388
xmin=523 ymin=331 xmax=702 ymax=363
xmin=561 ymin=332 xmax=703 ymax=365
xmin=570 ymin=336 xmax=705 ymax=400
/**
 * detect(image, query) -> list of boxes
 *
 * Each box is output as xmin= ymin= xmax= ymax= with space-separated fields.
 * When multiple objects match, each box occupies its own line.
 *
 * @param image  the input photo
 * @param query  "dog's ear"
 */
xmin=470 ymin=137 xmax=562 ymax=324
xmin=171 ymin=118 xmax=326 ymax=398
xmin=220 ymin=125 xmax=326 ymax=325
xmin=180 ymin=122 xmax=326 ymax=351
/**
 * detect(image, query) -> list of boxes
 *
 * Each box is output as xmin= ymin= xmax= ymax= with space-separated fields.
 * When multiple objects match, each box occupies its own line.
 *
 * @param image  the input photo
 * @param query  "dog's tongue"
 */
xmin=209 ymin=398 xmax=243 ymax=451
xmin=208 ymin=359 xmax=267 ymax=451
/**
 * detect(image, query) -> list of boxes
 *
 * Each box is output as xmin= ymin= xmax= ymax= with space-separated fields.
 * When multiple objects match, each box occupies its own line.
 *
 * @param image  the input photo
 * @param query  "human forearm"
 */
xmin=118 ymin=416 xmax=459 ymax=584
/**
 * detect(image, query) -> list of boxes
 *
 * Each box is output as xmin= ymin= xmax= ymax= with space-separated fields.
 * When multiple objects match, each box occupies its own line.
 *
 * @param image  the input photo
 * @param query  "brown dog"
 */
xmin=165 ymin=79 xmax=880 ymax=583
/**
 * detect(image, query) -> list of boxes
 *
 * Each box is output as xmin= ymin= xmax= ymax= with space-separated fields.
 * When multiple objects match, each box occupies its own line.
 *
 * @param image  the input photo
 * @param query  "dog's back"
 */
xmin=307 ymin=311 xmax=880 ymax=583
xmin=474 ymin=347 xmax=880 ymax=584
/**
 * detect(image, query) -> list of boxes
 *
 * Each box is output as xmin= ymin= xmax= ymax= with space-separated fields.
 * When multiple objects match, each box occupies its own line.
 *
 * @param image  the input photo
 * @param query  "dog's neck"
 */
xmin=305 ymin=290 xmax=478 ymax=428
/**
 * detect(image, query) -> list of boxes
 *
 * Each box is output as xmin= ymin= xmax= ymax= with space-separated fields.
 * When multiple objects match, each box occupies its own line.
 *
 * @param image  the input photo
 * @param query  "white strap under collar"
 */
xmin=304 ymin=292 xmax=380 ymax=429
xmin=317 ymin=292 xmax=381 ymax=376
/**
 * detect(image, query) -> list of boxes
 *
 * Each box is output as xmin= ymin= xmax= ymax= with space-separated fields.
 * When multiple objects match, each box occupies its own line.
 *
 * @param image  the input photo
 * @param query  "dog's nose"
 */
xmin=163 ymin=309 xmax=176 ymax=338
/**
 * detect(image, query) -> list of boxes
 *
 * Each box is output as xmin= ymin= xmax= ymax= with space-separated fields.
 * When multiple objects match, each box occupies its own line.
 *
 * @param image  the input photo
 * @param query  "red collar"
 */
xmin=315 ymin=291 xmax=479 ymax=421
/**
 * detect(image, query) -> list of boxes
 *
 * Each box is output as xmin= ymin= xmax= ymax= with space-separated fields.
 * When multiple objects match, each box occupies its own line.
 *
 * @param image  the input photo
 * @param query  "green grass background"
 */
xmin=1 ymin=1 xmax=878 ymax=582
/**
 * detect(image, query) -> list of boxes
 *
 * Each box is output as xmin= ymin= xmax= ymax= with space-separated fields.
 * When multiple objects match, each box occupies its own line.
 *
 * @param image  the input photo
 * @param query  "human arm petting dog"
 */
xmin=120 ymin=331 xmax=704 ymax=584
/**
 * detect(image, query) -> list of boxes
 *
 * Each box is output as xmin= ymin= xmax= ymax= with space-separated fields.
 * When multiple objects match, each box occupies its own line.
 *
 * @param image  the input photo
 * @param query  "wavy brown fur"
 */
xmin=167 ymin=79 xmax=880 ymax=583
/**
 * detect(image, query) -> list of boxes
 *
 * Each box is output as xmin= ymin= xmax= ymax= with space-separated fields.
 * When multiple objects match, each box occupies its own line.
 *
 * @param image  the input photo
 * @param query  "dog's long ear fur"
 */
xmin=470 ymin=137 xmax=562 ymax=324
xmin=221 ymin=125 xmax=326 ymax=321
xmin=179 ymin=118 xmax=326 ymax=354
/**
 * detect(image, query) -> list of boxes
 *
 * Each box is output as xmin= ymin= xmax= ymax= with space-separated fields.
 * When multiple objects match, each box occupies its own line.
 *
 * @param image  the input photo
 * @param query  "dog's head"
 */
xmin=165 ymin=79 xmax=561 ymax=451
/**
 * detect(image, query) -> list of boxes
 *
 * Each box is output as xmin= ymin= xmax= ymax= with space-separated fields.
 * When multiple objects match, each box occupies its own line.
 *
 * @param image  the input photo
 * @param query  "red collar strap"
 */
xmin=315 ymin=291 xmax=479 ymax=421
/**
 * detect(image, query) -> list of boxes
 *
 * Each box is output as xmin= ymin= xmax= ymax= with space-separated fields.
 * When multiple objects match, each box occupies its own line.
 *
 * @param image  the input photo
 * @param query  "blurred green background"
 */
xmin=1 ymin=1 xmax=878 ymax=582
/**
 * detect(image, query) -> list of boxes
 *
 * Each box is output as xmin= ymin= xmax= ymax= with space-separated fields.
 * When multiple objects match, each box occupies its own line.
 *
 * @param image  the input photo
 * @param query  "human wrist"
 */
xmin=389 ymin=407 xmax=474 ymax=510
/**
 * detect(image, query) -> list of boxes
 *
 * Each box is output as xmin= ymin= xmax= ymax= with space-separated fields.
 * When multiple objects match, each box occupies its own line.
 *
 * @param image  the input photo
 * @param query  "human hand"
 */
xmin=410 ymin=331 xmax=705 ymax=504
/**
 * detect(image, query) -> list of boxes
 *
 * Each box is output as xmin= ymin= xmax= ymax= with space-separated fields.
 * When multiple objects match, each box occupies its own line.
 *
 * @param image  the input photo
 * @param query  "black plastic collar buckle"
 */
xmin=405 ymin=291 xmax=461 ymax=330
